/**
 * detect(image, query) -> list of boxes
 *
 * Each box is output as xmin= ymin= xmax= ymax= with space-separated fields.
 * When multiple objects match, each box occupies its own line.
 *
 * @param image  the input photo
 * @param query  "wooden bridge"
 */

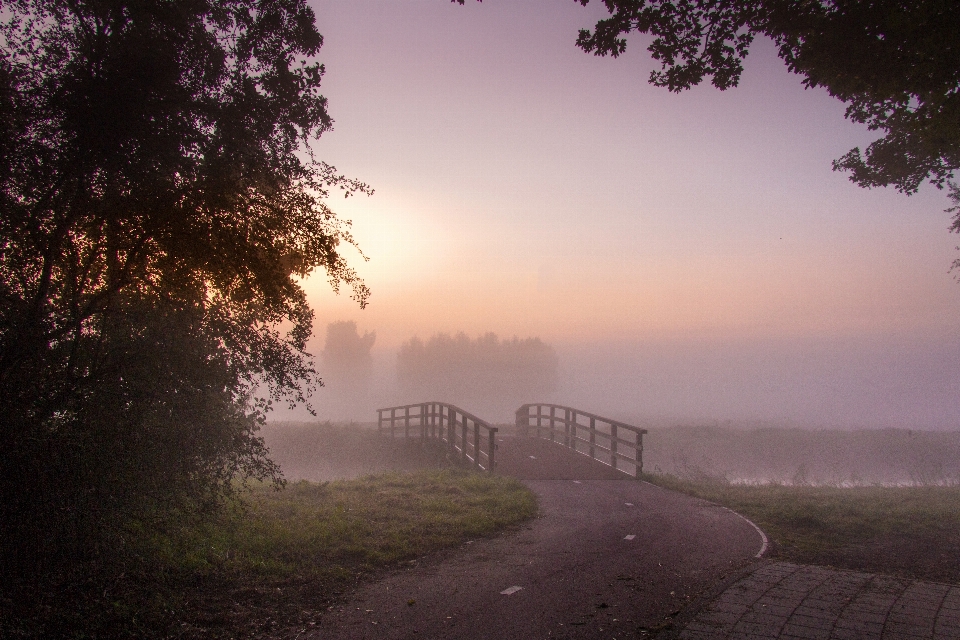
xmin=377 ymin=401 xmax=647 ymax=477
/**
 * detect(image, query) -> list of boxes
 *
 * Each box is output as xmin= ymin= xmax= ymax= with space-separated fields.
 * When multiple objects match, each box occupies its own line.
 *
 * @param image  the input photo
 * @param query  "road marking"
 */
xmin=501 ymin=586 xmax=523 ymax=595
xmin=624 ymin=534 xmax=636 ymax=540
xmin=719 ymin=506 xmax=769 ymax=558
xmin=529 ymin=455 xmax=537 ymax=459
xmin=573 ymin=480 xmax=582 ymax=484
xmin=625 ymin=502 xmax=633 ymax=506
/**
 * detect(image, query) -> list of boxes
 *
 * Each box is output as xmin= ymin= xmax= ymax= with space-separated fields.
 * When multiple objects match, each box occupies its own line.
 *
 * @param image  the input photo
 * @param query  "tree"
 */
xmin=572 ymin=0 xmax=960 ymax=196
xmin=456 ymin=0 xmax=959 ymax=196
xmin=0 ymin=0 xmax=370 ymax=593
xmin=397 ymin=332 xmax=558 ymax=419
xmin=320 ymin=320 xmax=376 ymax=418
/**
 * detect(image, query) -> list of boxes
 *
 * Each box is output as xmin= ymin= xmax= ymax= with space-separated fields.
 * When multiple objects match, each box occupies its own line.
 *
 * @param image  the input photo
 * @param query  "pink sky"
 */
xmin=291 ymin=0 xmax=960 ymax=428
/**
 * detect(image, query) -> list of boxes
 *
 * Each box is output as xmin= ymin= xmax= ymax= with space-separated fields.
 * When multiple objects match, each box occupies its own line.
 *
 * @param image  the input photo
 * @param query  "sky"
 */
xmin=288 ymin=0 xmax=960 ymax=428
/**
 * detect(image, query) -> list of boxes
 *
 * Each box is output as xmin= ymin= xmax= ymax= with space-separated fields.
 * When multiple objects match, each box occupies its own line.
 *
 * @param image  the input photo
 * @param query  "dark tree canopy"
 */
xmin=573 ymin=0 xmax=960 ymax=195
xmin=0 ymin=0 xmax=370 ymax=601
xmin=456 ymin=0 xmax=959 ymax=196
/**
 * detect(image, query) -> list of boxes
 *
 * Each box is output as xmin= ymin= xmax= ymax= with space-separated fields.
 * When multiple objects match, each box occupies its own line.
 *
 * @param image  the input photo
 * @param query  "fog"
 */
xmin=557 ymin=334 xmax=960 ymax=431
xmin=266 ymin=324 xmax=960 ymax=486
xmin=282 ymin=327 xmax=960 ymax=431
xmin=261 ymin=419 xmax=960 ymax=487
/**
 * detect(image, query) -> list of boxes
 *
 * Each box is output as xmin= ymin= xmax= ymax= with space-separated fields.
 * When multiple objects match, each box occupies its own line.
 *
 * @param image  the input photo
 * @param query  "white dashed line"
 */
xmin=624 ymin=534 xmax=636 ymax=540
xmin=529 ymin=455 xmax=537 ymax=459
xmin=625 ymin=503 xmax=633 ymax=506
xmin=500 ymin=586 xmax=523 ymax=595
xmin=572 ymin=480 xmax=581 ymax=484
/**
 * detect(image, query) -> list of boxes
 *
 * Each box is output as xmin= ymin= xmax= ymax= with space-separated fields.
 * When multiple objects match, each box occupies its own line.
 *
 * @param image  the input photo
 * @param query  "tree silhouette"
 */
xmin=320 ymin=321 xmax=376 ymax=418
xmin=0 ymin=0 xmax=369 ymax=598
xmin=456 ymin=0 xmax=960 ymax=196
xmin=397 ymin=332 xmax=558 ymax=418
xmin=573 ymin=0 xmax=960 ymax=195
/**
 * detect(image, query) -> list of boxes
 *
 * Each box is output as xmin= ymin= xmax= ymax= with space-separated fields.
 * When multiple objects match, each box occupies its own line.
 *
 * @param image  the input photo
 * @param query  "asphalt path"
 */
xmin=306 ymin=436 xmax=765 ymax=639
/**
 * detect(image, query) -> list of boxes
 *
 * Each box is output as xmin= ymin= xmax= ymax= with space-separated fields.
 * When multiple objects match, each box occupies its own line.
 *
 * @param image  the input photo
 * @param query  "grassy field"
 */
xmin=173 ymin=468 xmax=538 ymax=638
xmin=7 ymin=468 xmax=538 ymax=639
xmin=649 ymin=473 xmax=960 ymax=584
xmin=639 ymin=424 xmax=960 ymax=486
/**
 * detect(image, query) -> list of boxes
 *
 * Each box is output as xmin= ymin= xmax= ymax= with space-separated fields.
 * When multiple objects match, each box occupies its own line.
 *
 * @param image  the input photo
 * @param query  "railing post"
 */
xmin=404 ymin=406 xmax=410 ymax=439
xmin=549 ymin=405 xmax=555 ymax=442
xmin=420 ymin=404 xmax=427 ymax=444
xmin=564 ymin=408 xmax=570 ymax=448
xmin=378 ymin=409 xmax=383 ymax=434
xmin=390 ymin=407 xmax=396 ymax=438
xmin=589 ymin=416 xmax=596 ymax=458
xmin=610 ymin=423 xmax=618 ymax=470
xmin=461 ymin=418 xmax=468 ymax=463
xmin=536 ymin=404 xmax=542 ymax=438
xmin=488 ymin=427 xmax=497 ymax=472
xmin=635 ymin=431 xmax=643 ymax=478
xmin=573 ymin=411 xmax=579 ymax=452
xmin=474 ymin=423 xmax=481 ymax=468
xmin=448 ymin=408 xmax=456 ymax=454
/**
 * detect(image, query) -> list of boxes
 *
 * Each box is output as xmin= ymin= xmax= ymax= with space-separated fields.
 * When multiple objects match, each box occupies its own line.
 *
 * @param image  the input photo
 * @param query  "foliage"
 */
xmin=568 ymin=0 xmax=960 ymax=195
xmin=397 ymin=332 xmax=558 ymax=417
xmin=1 ymin=469 xmax=539 ymax=638
xmin=318 ymin=321 xmax=377 ymax=417
xmin=323 ymin=320 xmax=377 ymax=367
xmin=0 ymin=0 xmax=370 ymax=594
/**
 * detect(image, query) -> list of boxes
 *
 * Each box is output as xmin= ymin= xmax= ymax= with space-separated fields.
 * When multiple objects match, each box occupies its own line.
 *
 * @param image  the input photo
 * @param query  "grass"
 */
xmin=648 ymin=473 xmax=960 ymax=584
xmin=217 ymin=468 xmax=538 ymax=575
xmin=178 ymin=468 xmax=537 ymax=638
xmin=6 ymin=468 xmax=537 ymax=639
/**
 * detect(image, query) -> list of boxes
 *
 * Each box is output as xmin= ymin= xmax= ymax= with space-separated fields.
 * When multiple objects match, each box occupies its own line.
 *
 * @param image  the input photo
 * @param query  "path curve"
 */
xmin=304 ymin=436 xmax=765 ymax=639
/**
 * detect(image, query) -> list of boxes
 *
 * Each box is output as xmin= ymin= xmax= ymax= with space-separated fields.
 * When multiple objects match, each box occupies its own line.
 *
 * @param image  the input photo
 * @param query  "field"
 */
xmin=624 ymin=424 xmax=960 ymax=583
xmin=258 ymin=420 xmax=439 ymax=481
xmin=174 ymin=469 xmax=538 ymax=638
xmin=16 ymin=420 xmax=953 ymax=637
xmin=648 ymin=474 xmax=960 ymax=584
xmin=636 ymin=424 xmax=960 ymax=486
xmin=261 ymin=421 xmax=960 ymax=581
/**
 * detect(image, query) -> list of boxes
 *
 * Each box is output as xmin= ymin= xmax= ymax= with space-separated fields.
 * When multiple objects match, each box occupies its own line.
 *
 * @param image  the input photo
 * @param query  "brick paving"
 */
xmin=680 ymin=562 xmax=960 ymax=640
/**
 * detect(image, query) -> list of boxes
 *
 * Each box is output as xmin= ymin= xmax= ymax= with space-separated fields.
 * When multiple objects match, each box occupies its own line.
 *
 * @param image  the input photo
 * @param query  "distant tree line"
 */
xmin=397 ymin=332 xmax=558 ymax=418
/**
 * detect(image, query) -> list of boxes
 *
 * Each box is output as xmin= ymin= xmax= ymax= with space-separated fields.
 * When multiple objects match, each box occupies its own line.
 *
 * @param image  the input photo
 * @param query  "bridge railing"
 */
xmin=377 ymin=402 xmax=498 ymax=472
xmin=515 ymin=403 xmax=647 ymax=478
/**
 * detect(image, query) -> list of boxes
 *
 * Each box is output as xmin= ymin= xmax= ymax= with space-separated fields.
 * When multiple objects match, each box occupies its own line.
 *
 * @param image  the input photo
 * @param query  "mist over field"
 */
xmin=269 ymin=323 xmax=960 ymax=486
xmin=287 ymin=325 xmax=960 ymax=431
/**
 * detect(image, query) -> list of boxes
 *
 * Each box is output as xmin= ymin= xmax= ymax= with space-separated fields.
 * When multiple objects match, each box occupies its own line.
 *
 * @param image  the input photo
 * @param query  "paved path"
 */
xmin=305 ymin=436 xmax=764 ymax=639
xmin=678 ymin=562 xmax=960 ymax=640
xmin=302 ymin=435 xmax=960 ymax=639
